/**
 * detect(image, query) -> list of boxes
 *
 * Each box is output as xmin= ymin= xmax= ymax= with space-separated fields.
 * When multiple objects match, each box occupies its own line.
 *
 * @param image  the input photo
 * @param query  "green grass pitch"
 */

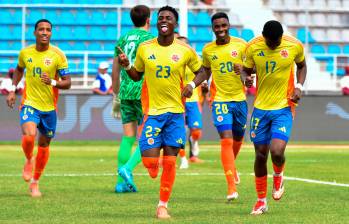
xmin=0 ymin=141 xmax=348 ymax=223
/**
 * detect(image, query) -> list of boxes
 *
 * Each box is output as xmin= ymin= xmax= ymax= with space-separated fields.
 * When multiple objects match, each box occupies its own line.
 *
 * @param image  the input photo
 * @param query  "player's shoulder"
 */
xmin=282 ymin=34 xmax=303 ymax=46
xmin=246 ymin=35 xmax=264 ymax=48
xmin=175 ymin=39 xmax=193 ymax=50
xmin=139 ymin=38 xmax=157 ymax=47
xmin=20 ymin=44 xmax=36 ymax=54
xmin=49 ymin=44 xmax=67 ymax=59
xmin=230 ymin=36 xmax=248 ymax=45
xmin=202 ymin=40 xmax=216 ymax=52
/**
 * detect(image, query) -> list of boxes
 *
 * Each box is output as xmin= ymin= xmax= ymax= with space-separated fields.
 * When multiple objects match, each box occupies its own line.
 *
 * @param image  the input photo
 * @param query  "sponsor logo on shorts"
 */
xmin=147 ymin=138 xmax=154 ymax=145
xmin=251 ymin=131 xmax=256 ymax=138
xmin=47 ymin=131 xmax=53 ymax=136
xmin=176 ymin=138 xmax=183 ymax=144
xmin=193 ymin=121 xmax=199 ymax=126
xmin=217 ymin=115 xmax=223 ymax=122
xmin=22 ymin=115 xmax=28 ymax=120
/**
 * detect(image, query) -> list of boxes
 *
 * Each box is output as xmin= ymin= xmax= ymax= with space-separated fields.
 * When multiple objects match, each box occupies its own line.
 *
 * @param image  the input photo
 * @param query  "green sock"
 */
xmin=124 ymin=145 xmax=142 ymax=171
xmin=117 ymin=136 xmax=136 ymax=183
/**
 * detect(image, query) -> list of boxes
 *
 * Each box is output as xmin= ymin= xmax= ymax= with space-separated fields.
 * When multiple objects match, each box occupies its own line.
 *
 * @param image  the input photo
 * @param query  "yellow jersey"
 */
xmin=183 ymin=66 xmax=200 ymax=103
xmin=202 ymin=36 xmax=247 ymax=102
xmin=18 ymin=44 xmax=69 ymax=111
xmin=134 ymin=38 xmax=202 ymax=115
xmin=244 ymin=35 xmax=305 ymax=110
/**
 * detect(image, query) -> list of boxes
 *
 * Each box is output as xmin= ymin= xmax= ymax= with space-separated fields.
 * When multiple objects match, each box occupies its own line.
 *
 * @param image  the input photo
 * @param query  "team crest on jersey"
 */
xmin=44 ymin=58 xmax=52 ymax=66
xmin=280 ymin=49 xmax=289 ymax=58
xmin=251 ymin=131 xmax=256 ymax=138
xmin=171 ymin=54 xmax=180 ymax=62
xmin=22 ymin=115 xmax=28 ymax=120
xmin=217 ymin=115 xmax=223 ymax=122
xmin=231 ymin=50 xmax=238 ymax=58
xmin=147 ymin=138 xmax=154 ymax=145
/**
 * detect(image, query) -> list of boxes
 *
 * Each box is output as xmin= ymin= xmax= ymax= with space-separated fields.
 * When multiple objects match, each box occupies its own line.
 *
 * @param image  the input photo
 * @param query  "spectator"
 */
xmin=340 ymin=73 xmax=349 ymax=95
xmin=92 ymin=61 xmax=112 ymax=95
xmin=0 ymin=68 xmax=24 ymax=95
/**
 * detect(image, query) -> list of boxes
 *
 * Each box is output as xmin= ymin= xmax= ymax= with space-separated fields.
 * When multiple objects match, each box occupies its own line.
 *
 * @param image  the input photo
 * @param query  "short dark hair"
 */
xmin=262 ymin=20 xmax=283 ymax=41
xmin=130 ymin=5 xmax=150 ymax=27
xmin=211 ymin=12 xmax=229 ymax=23
xmin=158 ymin=5 xmax=178 ymax=22
xmin=35 ymin=19 xmax=52 ymax=30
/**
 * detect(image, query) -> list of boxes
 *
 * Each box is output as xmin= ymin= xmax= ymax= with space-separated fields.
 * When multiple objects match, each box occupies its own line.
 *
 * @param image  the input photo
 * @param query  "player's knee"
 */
xmin=191 ymin=129 xmax=202 ymax=141
xmin=271 ymin=152 xmax=285 ymax=164
xmin=142 ymin=157 xmax=159 ymax=178
xmin=255 ymin=151 xmax=268 ymax=164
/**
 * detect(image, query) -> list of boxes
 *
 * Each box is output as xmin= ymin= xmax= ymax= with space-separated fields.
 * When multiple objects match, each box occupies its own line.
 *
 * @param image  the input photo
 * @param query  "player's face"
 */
xmin=157 ymin=10 xmax=177 ymax=36
xmin=212 ymin=18 xmax=230 ymax=40
xmin=265 ymin=37 xmax=281 ymax=50
xmin=34 ymin=22 xmax=52 ymax=45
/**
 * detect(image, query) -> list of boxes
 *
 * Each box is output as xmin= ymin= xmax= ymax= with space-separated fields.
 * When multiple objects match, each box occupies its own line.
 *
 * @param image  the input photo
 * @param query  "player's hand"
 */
xmin=6 ymin=91 xmax=16 ymax=109
xmin=234 ymin=63 xmax=243 ymax=75
xmin=111 ymin=93 xmax=121 ymax=119
xmin=117 ymin=47 xmax=130 ymax=68
xmin=182 ymin=84 xmax=193 ymax=98
xmin=290 ymin=88 xmax=302 ymax=103
xmin=201 ymin=81 xmax=209 ymax=94
xmin=244 ymin=76 xmax=254 ymax=88
xmin=41 ymin=72 xmax=51 ymax=85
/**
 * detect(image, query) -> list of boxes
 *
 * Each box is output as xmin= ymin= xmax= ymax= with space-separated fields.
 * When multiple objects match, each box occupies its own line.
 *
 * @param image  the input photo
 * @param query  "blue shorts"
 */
xmin=211 ymin=101 xmax=248 ymax=137
xmin=185 ymin=102 xmax=202 ymax=129
xmin=250 ymin=107 xmax=293 ymax=145
xmin=20 ymin=105 xmax=57 ymax=138
xmin=139 ymin=112 xmax=186 ymax=152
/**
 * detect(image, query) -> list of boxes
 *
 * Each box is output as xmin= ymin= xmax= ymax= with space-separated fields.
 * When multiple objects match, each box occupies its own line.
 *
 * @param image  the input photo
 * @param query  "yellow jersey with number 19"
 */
xmin=244 ymin=35 xmax=305 ymax=110
xmin=18 ymin=44 xmax=69 ymax=112
xmin=202 ymin=36 xmax=247 ymax=102
xmin=134 ymin=38 xmax=202 ymax=115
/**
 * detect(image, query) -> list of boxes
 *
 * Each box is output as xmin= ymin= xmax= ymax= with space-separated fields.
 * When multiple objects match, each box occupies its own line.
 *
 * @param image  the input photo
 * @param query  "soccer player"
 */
xmin=242 ymin=20 xmax=306 ymax=215
xmin=202 ymin=12 xmax=248 ymax=201
xmin=177 ymin=35 xmax=206 ymax=168
xmin=6 ymin=19 xmax=71 ymax=197
xmin=111 ymin=5 xmax=155 ymax=193
xmin=118 ymin=6 xmax=208 ymax=219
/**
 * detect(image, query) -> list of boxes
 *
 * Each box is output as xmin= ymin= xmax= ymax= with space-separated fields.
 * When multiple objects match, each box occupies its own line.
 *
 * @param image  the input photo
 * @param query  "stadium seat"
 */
xmin=72 ymin=41 xmax=88 ymax=51
xmin=343 ymin=45 xmax=349 ymax=54
xmin=121 ymin=11 xmax=133 ymax=26
xmin=104 ymin=42 xmax=115 ymax=51
xmin=26 ymin=9 xmax=44 ymax=24
xmin=0 ymin=26 xmax=11 ymax=40
xmin=76 ymin=10 xmax=92 ymax=25
xmin=328 ymin=14 xmax=342 ymax=27
xmin=343 ymin=0 xmax=349 ymax=8
xmin=312 ymin=29 xmax=327 ymax=42
xmin=284 ymin=0 xmax=298 ymax=9
xmin=196 ymin=11 xmax=211 ymax=26
xmin=89 ymin=26 xmax=104 ymax=40
xmin=105 ymin=11 xmax=118 ymax=25
xmin=60 ymin=11 xmax=76 ymax=25
xmin=241 ymin=28 xmax=254 ymax=42
xmin=328 ymin=0 xmax=341 ymax=8
xmin=327 ymin=44 xmax=341 ymax=54
xmin=296 ymin=28 xmax=315 ymax=44
xmin=188 ymin=27 xmax=196 ymax=42
xmin=121 ymin=26 xmax=133 ymax=36
xmin=312 ymin=13 xmax=327 ymax=26
xmin=311 ymin=44 xmax=326 ymax=54
xmin=282 ymin=13 xmax=298 ymax=26
xmin=230 ymin=27 xmax=239 ymax=37
xmin=188 ymin=11 xmax=196 ymax=26
xmin=327 ymin=29 xmax=341 ymax=42
xmin=195 ymin=28 xmax=212 ymax=42
xmin=341 ymin=29 xmax=349 ymax=42
xmin=337 ymin=68 xmax=345 ymax=76
xmin=91 ymin=11 xmax=105 ymax=25
xmin=150 ymin=11 xmax=158 ymax=26
xmin=74 ymin=26 xmax=88 ymax=40
xmin=106 ymin=27 xmax=117 ymax=41
xmin=87 ymin=42 xmax=102 ymax=51
xmin=12 ymin=26 xmax=22 ymax=40
xmin=195 ymin=42 xmax=205 ymax=53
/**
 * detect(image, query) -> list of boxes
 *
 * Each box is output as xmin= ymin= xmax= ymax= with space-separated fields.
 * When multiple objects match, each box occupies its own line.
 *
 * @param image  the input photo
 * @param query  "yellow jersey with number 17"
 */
xmin=18 ymin=44 xmax=69 ymax=112
xmin=244 ymin=35 xmax=305 ymax=110
xmin=134 ymin=38 xmax=202 ymax=115
xmin=202 ymin=36 xmax=247 ymax=102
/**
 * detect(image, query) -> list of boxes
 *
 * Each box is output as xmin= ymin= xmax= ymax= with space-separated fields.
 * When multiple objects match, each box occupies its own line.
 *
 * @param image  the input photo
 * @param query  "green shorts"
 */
xmin=120 ymin=99 xmax=143 ymax=125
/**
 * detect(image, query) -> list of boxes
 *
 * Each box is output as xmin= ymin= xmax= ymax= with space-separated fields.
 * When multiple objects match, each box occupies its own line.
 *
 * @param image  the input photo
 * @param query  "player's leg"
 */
xmin=269 ymin=107 xmax=293 ymax=200
xmin=186 ymin=102 xmax=203 ymax=162
xmin=156 ymin=113 xmax=185 ymax=219
xmin=231 ymin=101 xmax=248 ymax=184
xmin=20 ymin=106 xmax=40 ymax=182
xmin=178 ymin=147 xmax=188 ymax=169
xmin=250 ymin=108 xmax=271 ymax=215
xmin=30 ymin=109 xmax=56 ymax=197
xmin=212 ymin=102 xmax=237 ymax=201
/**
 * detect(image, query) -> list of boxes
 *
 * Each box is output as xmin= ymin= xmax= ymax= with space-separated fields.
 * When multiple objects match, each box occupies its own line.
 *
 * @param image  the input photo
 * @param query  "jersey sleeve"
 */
xmin=294 ymin=43 xmax=305 ymax=63
xmin=202 ymin=46 xmax=211 ymax=68
xmin=17 ymin=49 xmax=25 ymax=68
xmin=243 ymin=44 xmax=255 ymax=69
xmin=187 ymin=48 xmax=202 ymax=73
xmin=57 ymin=52 xmax=69 ymax=77
xmin=133 ymin=45 xmax=145 ymax=73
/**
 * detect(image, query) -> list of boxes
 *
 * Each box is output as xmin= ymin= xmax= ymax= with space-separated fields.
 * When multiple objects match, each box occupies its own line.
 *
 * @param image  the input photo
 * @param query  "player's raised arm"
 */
xmin=117 ymin=46 xmax=143 ymax=81
xmin=182 ymin=66 xmax=208 ymax=98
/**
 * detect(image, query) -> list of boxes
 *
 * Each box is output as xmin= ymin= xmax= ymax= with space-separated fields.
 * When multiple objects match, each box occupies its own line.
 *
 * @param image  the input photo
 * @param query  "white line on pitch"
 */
xmin=0 ymin=172 xmax=348 ymax=187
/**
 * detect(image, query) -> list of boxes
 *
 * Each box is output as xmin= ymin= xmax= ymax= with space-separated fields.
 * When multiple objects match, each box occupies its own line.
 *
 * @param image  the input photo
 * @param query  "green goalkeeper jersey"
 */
xmin=115 ymin=28 xmax=155 ymax=100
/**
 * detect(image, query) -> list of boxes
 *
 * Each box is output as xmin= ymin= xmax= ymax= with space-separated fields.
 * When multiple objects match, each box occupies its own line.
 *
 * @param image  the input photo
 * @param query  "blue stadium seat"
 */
xmin=196 ymin=11 xmax=211 ymax=26
xmin=241 ymin=28 xmax=254 ymax=41
xmin=60 ymin=11 xmax=76 ymax=25
xmin=76 ymin=10 xmax=92 ymax=24
xmin=0 ymin=9 xmax=22 ymax=25
xmin=105 ymin=11 xmax=118 ymax=25
xmin=0 ymin=26 xmax=11 ymax=40
xmin=343 ymin=45 xmax=349 ymax=54
xmin=188 ymin=11 xmax=196 ymax=26
xmin=327 ymin=44 xmax=341 ymax=54
xmin=26 ymin=9 xmax=44 ymax=24
xmin=12 ymin=26 xmax=22 ymax=40
xmin=58 ymin=42 xmax=71 ymax=51
xmin=72 ymin=41 xmax=88 ymax=51
xmin=56 ymin=27 xmax=73 ymax=40
xmin=44 ymin=10 xmax=58 ymax=22
xmin=74 ymin=26 xmax=88 ymax=40
xmin=89 ymin=26 xmax=103 ymax=40
xmin=337 ymin=68 xmax=345 ymax=76
xmin=104 ymin=42 xmax=115 ymax=51
xmin=25 ymin=27 xmax=35 ymax=41
xmin=311 ymin=44 xmax=326 ymax=54
xmin=230 ymin=27 xmax=239 ymax=38
xmin=188 ymin=27 xmax=196 ymax=42
xmin=195 ymin=42 xmax=205 ymax=53
xmin=106 ymin=27 xmax=117 ymax=41
xmin=196 ymin=28 xmax=212 ymax=42
xmin=87 ymin=42 xmax=102 ymax=51
xmin=121 ymin=11 xmax=133 ymax=26
xmin=121 ymin=26 xmax=133 ymax=36
xmin=91 ymin=11 xmax=105 ymax=25
xmin=296 ymin=28 xmax=315 ymax=44
xmin=150 ymin=11 xmax=158 ymax=26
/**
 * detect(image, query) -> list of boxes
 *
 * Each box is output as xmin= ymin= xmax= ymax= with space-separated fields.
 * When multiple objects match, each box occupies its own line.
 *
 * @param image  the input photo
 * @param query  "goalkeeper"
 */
xmin=111 ymin=5 xmax=154 ymax=193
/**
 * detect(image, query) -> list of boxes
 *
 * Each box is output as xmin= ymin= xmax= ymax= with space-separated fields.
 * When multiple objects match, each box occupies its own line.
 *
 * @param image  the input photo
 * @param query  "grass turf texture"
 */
xmin=0 ymin=143 xmax=348 ymax=223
